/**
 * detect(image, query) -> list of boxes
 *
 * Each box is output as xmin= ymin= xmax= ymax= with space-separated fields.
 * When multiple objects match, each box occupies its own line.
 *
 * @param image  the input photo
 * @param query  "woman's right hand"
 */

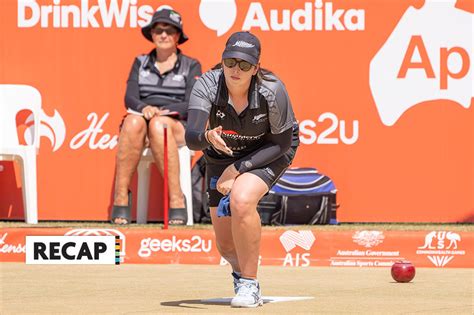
xmin=142 ymin=105 xmax=159 ymax=120
xmin=206 ymin=126 xmax=233 ymax=156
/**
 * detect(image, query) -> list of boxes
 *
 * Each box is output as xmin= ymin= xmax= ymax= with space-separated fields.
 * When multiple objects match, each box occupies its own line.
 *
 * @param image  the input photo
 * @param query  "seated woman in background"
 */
xmin=112 ymin=8 xmax=201 ymax=225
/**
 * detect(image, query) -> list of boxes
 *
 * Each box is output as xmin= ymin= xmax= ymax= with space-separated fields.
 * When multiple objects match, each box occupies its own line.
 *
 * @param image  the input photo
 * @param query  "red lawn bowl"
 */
xmin=391 ymin=261 xmax=416 ymax=283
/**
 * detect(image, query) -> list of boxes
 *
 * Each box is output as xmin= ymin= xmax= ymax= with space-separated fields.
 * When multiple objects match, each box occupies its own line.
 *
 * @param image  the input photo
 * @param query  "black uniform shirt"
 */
xmin=125 ymin=49 xmax=202 ymax=120
xmin=188 ymin=69 xmax=297 ymax=164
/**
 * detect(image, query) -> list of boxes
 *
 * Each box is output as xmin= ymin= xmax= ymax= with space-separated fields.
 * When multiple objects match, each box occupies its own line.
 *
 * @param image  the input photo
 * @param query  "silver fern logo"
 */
xmin=169 ymin=11 xmax=181 ymax=24
xmin=232 ymin=40 xmax=255 ymax=48
xmin=216 ymin=110 xmax=226 ymax=118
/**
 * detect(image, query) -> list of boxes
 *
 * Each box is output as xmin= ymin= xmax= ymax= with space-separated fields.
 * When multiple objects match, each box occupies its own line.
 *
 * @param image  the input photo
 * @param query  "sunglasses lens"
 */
xmin=153 ymin=27 xmax=177 ymax=35
xmin=224 ymin=59 xmax=254 ymax=71
xmin=224 ymin=58 xmax=237 ymax=68
xmin=239 ymin=61 xmax=253 ymax=71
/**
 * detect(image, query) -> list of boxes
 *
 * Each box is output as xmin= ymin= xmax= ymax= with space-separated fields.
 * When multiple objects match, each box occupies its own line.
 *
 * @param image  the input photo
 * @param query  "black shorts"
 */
xmin=206 ymin=147 xmax=297 ymax=207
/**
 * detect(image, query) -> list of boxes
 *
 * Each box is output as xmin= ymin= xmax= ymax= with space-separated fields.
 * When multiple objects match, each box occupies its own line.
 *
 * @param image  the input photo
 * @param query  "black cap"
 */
xmin=222 ymin=31 xmax=261 ymax=65
xmin=141 ymin=8 xmax=188 ymax=44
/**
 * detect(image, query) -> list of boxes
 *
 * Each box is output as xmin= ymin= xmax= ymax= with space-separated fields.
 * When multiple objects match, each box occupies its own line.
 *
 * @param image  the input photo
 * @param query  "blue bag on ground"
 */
xmin=257 ymin=167 xmax=338 ymax=225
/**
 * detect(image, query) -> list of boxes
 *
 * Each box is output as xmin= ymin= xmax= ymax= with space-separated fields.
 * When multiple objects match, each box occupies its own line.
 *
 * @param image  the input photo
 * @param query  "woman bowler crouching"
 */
xmin=185 ymin=31 xmax=299 ymax=308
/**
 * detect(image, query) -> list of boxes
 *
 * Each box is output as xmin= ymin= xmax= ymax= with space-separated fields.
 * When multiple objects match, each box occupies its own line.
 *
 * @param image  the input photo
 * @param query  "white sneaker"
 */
xmin=230 ymin=278 xmax=263 ymax=308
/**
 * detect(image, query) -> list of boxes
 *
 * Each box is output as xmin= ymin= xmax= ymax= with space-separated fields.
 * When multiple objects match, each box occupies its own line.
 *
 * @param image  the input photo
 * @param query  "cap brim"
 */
xmin=141 ymin=18 xmax=188 ymax=44
xmin=222 ymin=51 xmax=258 ymax=65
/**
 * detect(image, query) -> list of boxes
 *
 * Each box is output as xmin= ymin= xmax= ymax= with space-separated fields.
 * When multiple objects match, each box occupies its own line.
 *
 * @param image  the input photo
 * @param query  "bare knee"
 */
xmin=116 ymin=117 xmax=146 ymax=162
xmin=121 ymin=115 xmax=147 ymax=137
xmin=230 ymin=192 xmax=256 ymax=220
xmin=148 ymin=117 xmax=175 ymax=141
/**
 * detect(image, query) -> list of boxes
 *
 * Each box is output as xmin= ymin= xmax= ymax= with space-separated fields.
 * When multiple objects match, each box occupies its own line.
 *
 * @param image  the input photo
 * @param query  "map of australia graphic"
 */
xmin=369 ymin=0 xmax=473 ymax=126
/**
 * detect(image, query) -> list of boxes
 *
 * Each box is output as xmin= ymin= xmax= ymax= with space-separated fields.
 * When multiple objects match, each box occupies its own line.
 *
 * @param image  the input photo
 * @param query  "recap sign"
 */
xmin=25 ymin=236 xmax=120 ymax=265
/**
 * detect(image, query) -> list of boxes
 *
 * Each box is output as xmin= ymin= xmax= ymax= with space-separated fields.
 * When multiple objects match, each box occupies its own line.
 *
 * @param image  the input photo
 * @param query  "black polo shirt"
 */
xmin=124 ymin=49 xmax=202 ymax=120
xmin=189 ymin=69 xmax=298 ymax=164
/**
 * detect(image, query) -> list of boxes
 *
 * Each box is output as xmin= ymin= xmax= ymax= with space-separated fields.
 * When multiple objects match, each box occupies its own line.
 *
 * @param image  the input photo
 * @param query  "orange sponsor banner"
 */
xmin=0 ymin=1 xmax=472 ymax=222
xmin=1 ymin=228 xmax=472 ymax=268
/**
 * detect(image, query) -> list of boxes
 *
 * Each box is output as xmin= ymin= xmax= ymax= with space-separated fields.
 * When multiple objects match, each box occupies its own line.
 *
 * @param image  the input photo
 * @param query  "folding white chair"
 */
xmin=0 ymin=85 xmax=41 ymax=224
xmin=136 ymin=145 xmax=193 ymax=225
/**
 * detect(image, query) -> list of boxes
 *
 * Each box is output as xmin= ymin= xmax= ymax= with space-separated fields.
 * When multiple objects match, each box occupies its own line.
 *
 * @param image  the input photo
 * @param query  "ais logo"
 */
xmin=279 ymin=230 xmax=316 ymax=267
xmin=25 ymin=236 xmax=120 ymax=265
